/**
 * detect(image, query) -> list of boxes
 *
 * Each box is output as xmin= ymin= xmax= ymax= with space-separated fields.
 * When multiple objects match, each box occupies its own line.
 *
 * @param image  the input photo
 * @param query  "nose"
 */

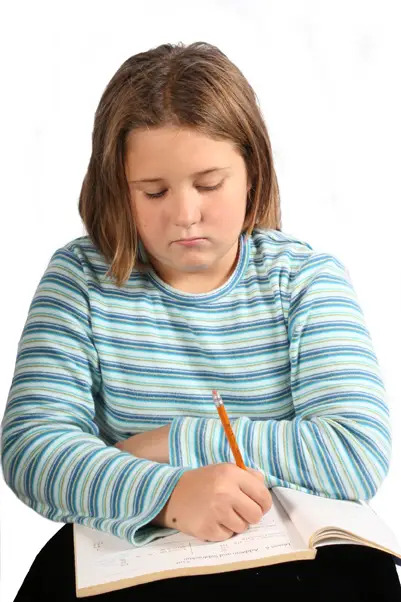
xmin=170 ymin=190 xmax=202 ymax=228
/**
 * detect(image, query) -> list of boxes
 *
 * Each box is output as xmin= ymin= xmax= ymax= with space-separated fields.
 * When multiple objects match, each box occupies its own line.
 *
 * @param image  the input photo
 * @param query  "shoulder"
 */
xmin=249 ymin=228 xmax=315 ymax=273
xmin=54 ymin=235 xmax=104 ymax=262
xmin=249 ymin=228 xmax=350 ymax=287
xmin=47 ymin=235 xmax=110 ymax=279
xmin=251 ymin=228 xmax=314 ymax=254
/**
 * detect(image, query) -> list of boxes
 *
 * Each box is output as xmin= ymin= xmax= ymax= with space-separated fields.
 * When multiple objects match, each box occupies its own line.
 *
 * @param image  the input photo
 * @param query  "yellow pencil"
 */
xmin=212 ymin=389 xmax=246 ymax=470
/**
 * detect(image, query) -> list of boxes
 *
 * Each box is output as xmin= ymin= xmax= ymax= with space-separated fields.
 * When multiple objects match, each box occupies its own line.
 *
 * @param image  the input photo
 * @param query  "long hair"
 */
xmin=78 ymin=41 xmax=282 ymax=287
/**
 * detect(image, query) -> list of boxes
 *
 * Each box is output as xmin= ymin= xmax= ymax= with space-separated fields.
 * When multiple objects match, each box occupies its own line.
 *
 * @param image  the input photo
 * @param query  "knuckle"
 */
xmin=250 ymin=507 xmax=263 ymax=524
xmin=217 ymin=463 xmax=234 ymax=479
xmin=248 ymin=467 xmax=264 ymax=480
xmin=263 ymin=493 xmax=273 ymax=512
xmin=212 ymin=492 xmax=230 ymax=512
xmin=207 ymin=527 xmax=233 ymax=542
xmin=235 ymin=521 xmax=249 ymax=534
xmin=199 ymin=517 xmax=215 ymax=537
xmin=221 ymin=530 xmax=234 ymax=541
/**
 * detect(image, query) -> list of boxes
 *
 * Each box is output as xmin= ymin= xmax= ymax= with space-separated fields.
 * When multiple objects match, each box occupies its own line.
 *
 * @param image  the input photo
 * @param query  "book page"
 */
xmin=274 ymin=486 xmax=401 ymax=556
xmin=74 ymin=493 xmax=309 ymax=594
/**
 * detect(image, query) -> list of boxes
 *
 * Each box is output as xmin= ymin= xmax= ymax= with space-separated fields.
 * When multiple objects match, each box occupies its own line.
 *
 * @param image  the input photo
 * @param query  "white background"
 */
xmin=1 ymin=1 xmax=400 ymax=599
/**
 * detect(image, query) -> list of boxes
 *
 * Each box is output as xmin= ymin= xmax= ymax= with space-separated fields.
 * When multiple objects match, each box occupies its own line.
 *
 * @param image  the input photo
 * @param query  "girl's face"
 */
xmin=125 ymin=125 xmax=251 ymax=293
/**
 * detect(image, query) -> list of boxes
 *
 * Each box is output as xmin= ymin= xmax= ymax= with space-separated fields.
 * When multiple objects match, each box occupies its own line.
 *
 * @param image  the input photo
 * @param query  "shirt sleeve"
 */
xmin=0 ymin=247 xmax=188 ymax=546
xmin=168 ymin=253 xmax=391 ymax=501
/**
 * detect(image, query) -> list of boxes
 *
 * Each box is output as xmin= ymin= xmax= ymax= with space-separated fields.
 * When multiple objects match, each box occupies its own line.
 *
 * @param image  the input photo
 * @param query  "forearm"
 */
xmin=115 ymin=425 xmax=170 ymax=463
xmin=1 ymin=418 xmax=186 ymax=545
xmin=168 ymin=406 xmax=391 ymax=500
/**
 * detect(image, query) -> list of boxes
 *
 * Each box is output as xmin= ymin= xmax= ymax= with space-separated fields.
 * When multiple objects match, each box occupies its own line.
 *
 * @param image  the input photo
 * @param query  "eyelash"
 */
xmin=144 ymin=182 xmax=223 ymax=199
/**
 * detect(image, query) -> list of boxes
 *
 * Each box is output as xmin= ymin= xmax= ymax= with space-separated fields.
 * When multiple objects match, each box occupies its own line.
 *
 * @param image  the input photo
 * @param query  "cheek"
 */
xmin=213 ymin=194 xmax=246 ymax=223
xmin=132 ymin=200 xmax=160 ymax=230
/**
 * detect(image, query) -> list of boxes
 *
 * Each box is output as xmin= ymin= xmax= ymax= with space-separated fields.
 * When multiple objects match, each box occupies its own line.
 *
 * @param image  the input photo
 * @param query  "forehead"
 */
xmin=124 ymin=125 xmax=241 ymax=177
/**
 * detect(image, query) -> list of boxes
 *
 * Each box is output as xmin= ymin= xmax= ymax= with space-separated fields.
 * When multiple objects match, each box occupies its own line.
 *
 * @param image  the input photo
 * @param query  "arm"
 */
xmin=167 ymin=253 xmax=391 ymax=501
xmin=0 ymin=247 xmax=189 ymax=546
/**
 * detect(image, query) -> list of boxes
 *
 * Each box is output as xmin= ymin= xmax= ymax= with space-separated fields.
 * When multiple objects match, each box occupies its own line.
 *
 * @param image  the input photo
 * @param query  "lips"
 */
xmin=173 ymin=237 xmax=208 ymax=247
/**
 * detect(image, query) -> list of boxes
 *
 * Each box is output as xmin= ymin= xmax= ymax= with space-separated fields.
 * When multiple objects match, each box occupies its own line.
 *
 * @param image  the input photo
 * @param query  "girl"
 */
xmin=2 ymin=41 xmax=400 ymax=600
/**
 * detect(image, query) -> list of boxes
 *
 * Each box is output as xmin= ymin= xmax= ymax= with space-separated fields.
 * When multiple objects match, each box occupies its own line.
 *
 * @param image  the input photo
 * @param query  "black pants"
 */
xmin=14 ymin=523 xmax=401 ymax=601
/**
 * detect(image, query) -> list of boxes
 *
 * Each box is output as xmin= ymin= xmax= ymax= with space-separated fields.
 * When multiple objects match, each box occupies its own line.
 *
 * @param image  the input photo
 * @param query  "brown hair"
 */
xmin=78 ymin=41 xmax=282 ymax=287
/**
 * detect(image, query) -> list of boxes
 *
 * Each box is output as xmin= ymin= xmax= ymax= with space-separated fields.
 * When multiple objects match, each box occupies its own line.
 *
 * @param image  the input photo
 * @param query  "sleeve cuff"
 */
xmin=130 ymin=465 xmax=189 ymax=545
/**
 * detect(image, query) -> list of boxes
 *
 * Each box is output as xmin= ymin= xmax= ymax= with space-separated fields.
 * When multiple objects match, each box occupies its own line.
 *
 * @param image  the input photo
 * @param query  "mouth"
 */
xmin=173 ymin=237 xmax=207 ymax=246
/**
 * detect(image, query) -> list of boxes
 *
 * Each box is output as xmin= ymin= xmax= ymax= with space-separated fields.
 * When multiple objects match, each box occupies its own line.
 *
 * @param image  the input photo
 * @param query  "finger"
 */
xmin=240 ymin=474 xmax=272 ymax=514
xmin=204 ymin=523 xmax=234 ymax=542
xmin=233 ymin=495 xmax=263 ymax=525
xmin=246 ymin=467 xmax=265 ymax=482
xmin=219 ymin=509 xmax=249 ymax=535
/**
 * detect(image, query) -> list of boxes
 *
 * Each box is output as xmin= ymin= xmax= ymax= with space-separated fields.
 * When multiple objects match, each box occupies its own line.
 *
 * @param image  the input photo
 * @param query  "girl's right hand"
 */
xmin=152 ymin=463 xmax=272 ymax=541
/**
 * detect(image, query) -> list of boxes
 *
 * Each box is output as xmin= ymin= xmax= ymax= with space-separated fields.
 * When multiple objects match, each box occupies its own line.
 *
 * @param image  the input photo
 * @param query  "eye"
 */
xmin=144 ymin=190 xmax=166 ymax=199
xmin=144 ymin=181 xmax=223 ymax=199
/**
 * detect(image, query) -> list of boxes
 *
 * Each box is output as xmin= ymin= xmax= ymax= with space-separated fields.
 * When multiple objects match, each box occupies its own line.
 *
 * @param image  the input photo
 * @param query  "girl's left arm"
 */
xmin=167 ymin=254 xmax=391 ymax=501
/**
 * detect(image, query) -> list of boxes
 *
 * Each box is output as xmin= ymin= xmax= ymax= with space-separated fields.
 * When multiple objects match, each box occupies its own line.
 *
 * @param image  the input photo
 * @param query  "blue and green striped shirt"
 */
xmin=1 ymin=228 xmax=391 ymax=546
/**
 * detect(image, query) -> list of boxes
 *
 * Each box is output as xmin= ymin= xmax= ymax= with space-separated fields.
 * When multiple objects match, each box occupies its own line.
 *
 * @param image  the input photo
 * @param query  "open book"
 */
xmin=73 ymin=486 xmax=401 ymax=597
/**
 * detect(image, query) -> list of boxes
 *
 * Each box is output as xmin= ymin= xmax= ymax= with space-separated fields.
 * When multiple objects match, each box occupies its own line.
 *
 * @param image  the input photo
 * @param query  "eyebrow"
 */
xmin=129 ymin=167 xmax=230 ymax=184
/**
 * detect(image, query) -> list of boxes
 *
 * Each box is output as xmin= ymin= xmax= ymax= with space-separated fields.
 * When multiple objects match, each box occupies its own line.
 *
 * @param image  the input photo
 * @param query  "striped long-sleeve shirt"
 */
xmin=1 ymin=228 xmax=391 ymax=546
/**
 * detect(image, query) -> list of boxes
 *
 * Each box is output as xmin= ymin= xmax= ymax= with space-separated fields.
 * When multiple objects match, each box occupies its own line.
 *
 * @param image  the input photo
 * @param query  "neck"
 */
xmin=151 ymin=239 xmax=241 ymax=294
